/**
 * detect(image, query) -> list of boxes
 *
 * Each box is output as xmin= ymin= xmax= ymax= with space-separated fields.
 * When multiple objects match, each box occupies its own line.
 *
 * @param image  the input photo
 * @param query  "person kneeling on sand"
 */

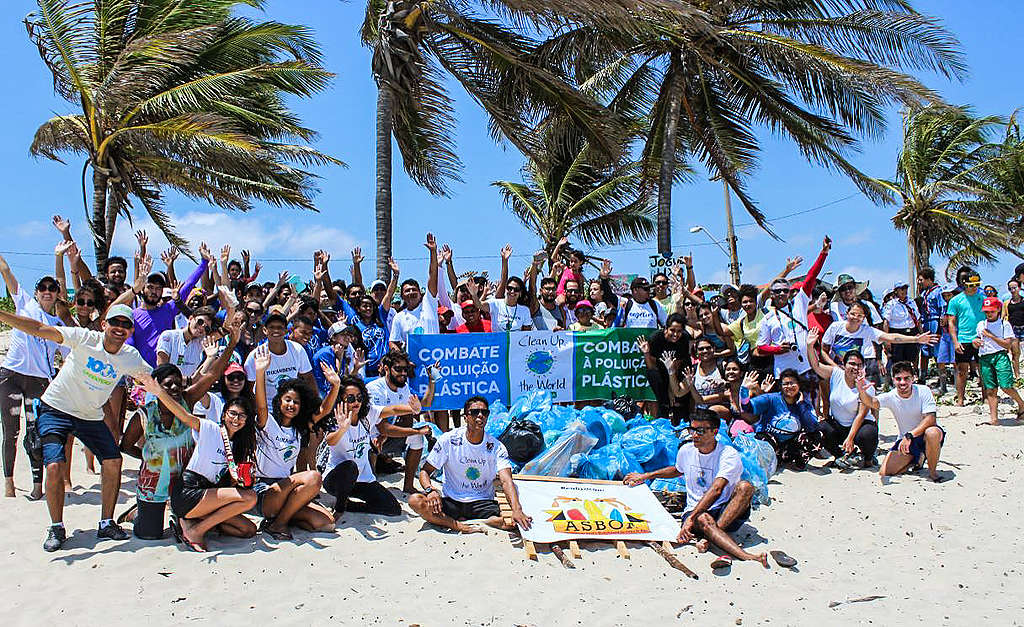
xmin=857 ymin=361 xmax=947 ymax=482
xmin=409 ymin=397 xmax=531 ymax=533
xmin=624 ymin=409 xmax=777 ymax=569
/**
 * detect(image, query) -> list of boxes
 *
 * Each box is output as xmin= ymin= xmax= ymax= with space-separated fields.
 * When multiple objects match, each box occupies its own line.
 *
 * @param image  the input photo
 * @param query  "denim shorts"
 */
xmin=36 ymin=403 xmax=120 ymax=465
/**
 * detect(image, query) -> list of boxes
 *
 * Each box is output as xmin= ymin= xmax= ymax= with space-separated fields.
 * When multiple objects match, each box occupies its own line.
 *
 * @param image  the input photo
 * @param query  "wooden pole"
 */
xmin=650 ymin=541 xmax=698 ymax=579
xmin=550 ymin=543 xmax=575 ymax=569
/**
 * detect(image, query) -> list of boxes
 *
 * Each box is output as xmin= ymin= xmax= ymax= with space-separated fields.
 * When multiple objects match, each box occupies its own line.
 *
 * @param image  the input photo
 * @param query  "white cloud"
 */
xmin=109 ymin=210 xmax=360 ymax=260
xmin=840 ymin=229 xmax=873 ymax=247
xmin=14 ymin=221 xmax=51 ymax=238
xmin=836 ymin=265 xmax=911 ymax=294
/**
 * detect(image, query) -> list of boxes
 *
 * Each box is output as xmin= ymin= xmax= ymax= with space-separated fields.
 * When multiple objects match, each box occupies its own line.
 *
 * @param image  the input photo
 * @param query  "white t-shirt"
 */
xmin=324 ymin=404 xmax=382 ymax=483
xmin=366 ymin=377 xmax=413 ymax=438
xmin=186 ymin=418 xmax=230 ymax=483
xmin=830 ymin=300 xmax=882 ymax=325
xmin=976 ymin=319 xmax=1014 ymax=356
xmin=156 ymin=329 xmax=204 ymax=378
xmin=674 ymin=441 xmax=743 ymax=512
xmin=41 ymin=327 xmax=150 ymax=420
xmin=389 ymin=290 xmax=440 ymax=347
xmin=822 ymin=320 xmax=884 ymax=360
xmin=243 ymin=340 xmax=312 ymax=401
xmin=882 ymin=299 xmax=918 ymax=330
xmin=876 ymin=385 xmax=937 ymax=436
xmin=757 ymin=293 xmax=812 ymax=375
xmin=255 ymin=414 xmax=300 ymax=479
xmin=2 ymin=288 xmax=65 ymax=379
xmin=693 ymin=366 xmax=725 ymax=407
xmin=615 ymin=296 xmax=667 ymax=329
xmin=424 ymin=427 xmax=511 ymax=502
xmin=192 ymin=393 xmax=224 ymax=424
xmin=829 ymin=367 xmax=875 ymax=427
xmin=487 ymin=298 xmax=532 ymax=332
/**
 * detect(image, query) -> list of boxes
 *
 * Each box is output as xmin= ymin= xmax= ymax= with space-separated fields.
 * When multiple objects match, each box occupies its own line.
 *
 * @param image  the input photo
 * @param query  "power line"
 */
xmin=733 ymin=193 xmax=861 ymax=228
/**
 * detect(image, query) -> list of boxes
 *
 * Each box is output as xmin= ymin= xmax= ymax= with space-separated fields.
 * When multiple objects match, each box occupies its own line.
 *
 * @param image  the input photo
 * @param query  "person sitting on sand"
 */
xmin=408 ymin=396 xmax=531 ymax=533
xmin=624 ymin=409 xmax=772 ymax=569
xmin=857 ymin=361 xmax=947 ymax=482
xmin=737 ymin=368 xmax=822 ymax=469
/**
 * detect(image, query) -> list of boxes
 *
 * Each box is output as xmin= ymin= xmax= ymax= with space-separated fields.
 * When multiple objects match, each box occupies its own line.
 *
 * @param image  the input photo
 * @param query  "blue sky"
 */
xmin=1 ymin=1 xmax=1021 ymax=294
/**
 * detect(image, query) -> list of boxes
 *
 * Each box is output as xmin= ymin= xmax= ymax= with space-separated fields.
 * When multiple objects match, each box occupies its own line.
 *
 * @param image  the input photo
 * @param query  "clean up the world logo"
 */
xmin=525 ymin=350 xmax=555 ymax=375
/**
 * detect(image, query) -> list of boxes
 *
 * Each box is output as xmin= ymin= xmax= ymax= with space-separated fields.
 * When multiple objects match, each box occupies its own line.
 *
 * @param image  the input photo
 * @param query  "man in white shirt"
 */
xmin=243 ymin=312 xmax=314 ymax=401
xmin=0 ymin=304 xmax=151 ymax=551
xmin=389 ymin=233 xmax=440 ymax=349
xmin=831 ymin=273 xmax=882 ymax=327
xmin=858 ymin=361 xmax=946 ymax=482
xmin=614 ymin=276 xmax=668 ymax=329
xmin=156 ymin=306 xmax=216 ymax=379
xmin=756 ymin=279 xmax=813 ymax=379
xmin=409 ymin=396 xmax=531 ymax=533
xmin=624 ymin=409 xmax=773 ymax=568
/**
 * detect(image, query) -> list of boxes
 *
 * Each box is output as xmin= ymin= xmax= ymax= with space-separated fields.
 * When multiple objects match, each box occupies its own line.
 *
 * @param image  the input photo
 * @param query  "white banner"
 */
xmin=506 ymin=331 xmax=575 ymax=404
xmin=513 ymin=476 xmax=680 ymax=543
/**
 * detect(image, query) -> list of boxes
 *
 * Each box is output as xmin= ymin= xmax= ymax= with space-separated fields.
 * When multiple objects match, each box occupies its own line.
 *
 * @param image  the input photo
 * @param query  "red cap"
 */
xmin=437 ymin=305 xmax=452 ymax=315
xmin=224 ymin=362 xmax=245 ymax=376
xmin=460 ymin=300 xmax=477 ymax=309
xmin=982 ymin=297 xmax=1002 ymax=312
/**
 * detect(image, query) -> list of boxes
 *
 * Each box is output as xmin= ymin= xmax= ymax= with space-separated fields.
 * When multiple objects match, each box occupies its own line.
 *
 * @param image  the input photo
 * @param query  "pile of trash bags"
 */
xmin=486 ymin=390 xmax=777 ymax=508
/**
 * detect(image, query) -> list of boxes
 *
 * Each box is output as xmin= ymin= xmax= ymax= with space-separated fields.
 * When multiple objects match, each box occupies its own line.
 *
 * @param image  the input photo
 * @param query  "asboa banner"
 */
xmin=407 ymin=328 xmax=656 ymax=410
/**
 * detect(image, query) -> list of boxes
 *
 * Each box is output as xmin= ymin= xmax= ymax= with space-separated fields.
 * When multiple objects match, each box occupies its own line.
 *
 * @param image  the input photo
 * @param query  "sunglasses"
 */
xmin=390 ymin=366 xmax=410 ymax=374
xmin=225 ymin=373 xmax=246 ymax=382
xmin=566 ymin=289 xmax=581 ymax=294
xmin=654 ymin=280 xmax=668 ymax=286
xmin=687 ymin=426 xmax=714 ymax=435
xmin=107 ymin=318 xmax=134 ymax=330
xmin=37 ymin=283 xmax=59 ymax=293
xmin=466 ymin=408 xmax=490 ymax=417
xmin=76 ymin=298 xmax=95 ymax=307
xmin=771 ymin=288 xmax=789 ymax=295
xmin=344 ymin=393 xmax=364 ymax=403
xmin=506 ymin=286 xmax=521 ymax=293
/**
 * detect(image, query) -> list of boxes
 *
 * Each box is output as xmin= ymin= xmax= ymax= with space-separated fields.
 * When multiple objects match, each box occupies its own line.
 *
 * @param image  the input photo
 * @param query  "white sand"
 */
xmin=1 ymin=399 xmax=1022 ymax=625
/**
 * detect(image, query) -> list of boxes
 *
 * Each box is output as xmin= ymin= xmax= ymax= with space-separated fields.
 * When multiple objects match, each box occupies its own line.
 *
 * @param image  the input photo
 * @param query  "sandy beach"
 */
xmin=1 ymin=382 xmax=1021 ymax=626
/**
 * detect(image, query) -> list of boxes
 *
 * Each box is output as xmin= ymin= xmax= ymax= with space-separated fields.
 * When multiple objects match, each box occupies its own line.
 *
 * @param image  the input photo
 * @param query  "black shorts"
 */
xmin=171 ymin=469 xmax=228 ymax=518
xmin=682 ymin=502 xmax=749 ymax=534
xmin=955 ymin=343 xmax=979 ymax=364
xmin=441 ymin=496 xmax=500 ymax=521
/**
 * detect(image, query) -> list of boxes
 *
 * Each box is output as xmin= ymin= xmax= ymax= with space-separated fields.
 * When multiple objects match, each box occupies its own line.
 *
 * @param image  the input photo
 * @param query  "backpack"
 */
xmin=617 ymin=298 xmax=664 ymax=329
xmin=498 ymin=419 xmax=544 ymax=464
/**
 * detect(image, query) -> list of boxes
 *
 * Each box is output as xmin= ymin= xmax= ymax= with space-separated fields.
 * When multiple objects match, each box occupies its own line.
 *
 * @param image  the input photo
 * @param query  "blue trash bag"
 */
xmin=508 ymin=390 xmax=552 ymax=419
xmin=575 ymin=443 xmax=643 ymax=481
xmin=521 ymin=421 xmax=599 ymax=477
xmin=729 ymin=433 xmax=777 ymax=508
xmin=533 ymin=406 xmax=575 ymax=433
xmin=550 ymin=405 xmax=576 ymax=430
xmin=601 ymin=409 xmax=628 ymax=435
xmin=641 ymin=442 xmax=675 ymax=472
xmin=764 ymin=412 xmax=800 ymax=443
xmin=491 ymin=400 xmax=509 ymax=416
xmin=619 ymin=425 xmax=660 ymax=463
xmin=543 ymin=430 xmax=563 ymax=449
xmin=625 ymin=416 xmax=648 ymax=431
xmin=649 ymin=477 xmax=687 ymax=494
xmin=579 ymin=407 xmax=612 ymax=448
xmin=485 ymin=410 xmax=512 ymax=438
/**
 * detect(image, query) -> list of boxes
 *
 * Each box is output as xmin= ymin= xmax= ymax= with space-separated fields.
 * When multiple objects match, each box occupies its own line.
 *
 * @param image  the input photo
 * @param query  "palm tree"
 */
xmin=535 ymin=1 xmax=969 ymax=254
xmin=493 ymin=129 xmax=657 ymax=257
xmin=361 ymin=0 xmax=671 ymax=279
xmin=26 ymin=0 xmax=341 ymax=266
xmin=874 ymin=104 xmax=1024 ymax=284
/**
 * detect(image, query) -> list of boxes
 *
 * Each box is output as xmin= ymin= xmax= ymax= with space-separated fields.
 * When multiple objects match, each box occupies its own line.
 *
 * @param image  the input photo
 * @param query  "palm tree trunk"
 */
xmin=91 ymin=168 xmax=110 ymax=269
xmin=375 ymin=86 xmax=394 ymax=282
xmin=656 ymin=52 xmax=684 ymax=256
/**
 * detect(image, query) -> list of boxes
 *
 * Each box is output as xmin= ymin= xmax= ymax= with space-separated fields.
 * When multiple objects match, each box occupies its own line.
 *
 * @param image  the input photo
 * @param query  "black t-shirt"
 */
xmin=647 ymin=328 xmax=691 ymax=366
xmin=1007 ymin=299 xmax=1024 ymax=328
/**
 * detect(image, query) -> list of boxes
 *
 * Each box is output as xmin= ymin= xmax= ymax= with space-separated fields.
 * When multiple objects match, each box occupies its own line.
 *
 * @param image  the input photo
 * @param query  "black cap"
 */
xmin=630 ymin=277 xmax=651 ymax=289
xmin=146 ymin=272 xmax=167 ymax=287
xmin=265 ymin=312 xmax=288 ymax=326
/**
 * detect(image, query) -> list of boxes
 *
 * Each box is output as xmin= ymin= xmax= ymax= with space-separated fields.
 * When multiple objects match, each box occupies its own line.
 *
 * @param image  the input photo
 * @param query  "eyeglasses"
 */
xmin=224 ymin=409 xmax=249 ymax=420
xmin=194 ymin=319 xmax=211 ymax=329
xmin=107 ymin=318 xmax=134 ymax=329
xmin=225 ymin=373 xmax=246 ymax=382
xmin=37 ymin=283 xmax=59 ymax=293
xmin=566 ymin=289 xmax=581 ymax=294
xmin=390 ymin=365 xmax=410 ymax=374
xmin=343 ymin=393 xmax=364 ymax=403
xmin=687 ymin=426 xmax=713 ymax=435
xmin=76 ymin=298 xmax=95 ymax=307
xmin=466 ymin=408 xmax=490 ymax=417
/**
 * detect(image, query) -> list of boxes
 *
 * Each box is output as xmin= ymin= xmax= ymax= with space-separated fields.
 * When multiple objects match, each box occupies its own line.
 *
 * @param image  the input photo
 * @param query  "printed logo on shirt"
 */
xmin=465 ymin=466 xmax=481 ymax=481
xmin=831 ymin=335 xmax=865 ymax=358
xmin=84 ymin=356 xmax=118 ymax=385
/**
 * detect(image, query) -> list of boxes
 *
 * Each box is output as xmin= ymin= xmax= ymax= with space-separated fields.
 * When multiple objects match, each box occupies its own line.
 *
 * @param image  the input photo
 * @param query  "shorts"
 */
xmin=954 ymin=343 xmax=979 ymax=364
xmin=171 ymin=469 xmax=228 ymax=517
xmin=682 ymin=502 xmax=749 ymax=534
xmin=890 ymin=427 xmax=946 ymax=459
xmin=441 ymin=496 xmax=500 ymax=521
xmin=253 ymin=476 xmax=288 ymax=517
xmin=979 ymin=352 xmax=1015 ymax=389
xmin=934 ymin=333 xmax=955 ymax=364
xmin=36 ymin=403 xmax=120 ymax=466
xmin=921 ymin=321 xmax=941 ymax=357
xmin=1013 ymin=325 xmax=1024 ymax=341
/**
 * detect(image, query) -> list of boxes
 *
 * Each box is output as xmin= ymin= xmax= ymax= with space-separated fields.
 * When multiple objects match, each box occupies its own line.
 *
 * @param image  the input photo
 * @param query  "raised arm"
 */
xmin=800 ymin=236 xmax=831 ymax=297
xmin=495 ymin=244 xmax=511 ymax=299
xmin=436 ymin=246 xmax=454 ymax=310
xmin=805 ymin=327 xmax=834 ymax=379
xmin=252 ymin=344 xmax=272 ymax=429
xmin=262 ymin=271 xmax=290 ymax=310
xmin=65 ymin=241 xmax=91 ymax=289
xmin=54 ymin=241 xmax=73 ymax=297
xmin=383 ymin=257 xmax=400 ymax=312
xmin=0 ymin=252 xmax=18 ymax=296
xmin=182 ymin=243 xmax=213 ymax=301
xmin=351 ymin=247 xmax=364 ymax=286
xmin=160 ymin=247 xmax=179 ymax=286
xmin=0 ymin=308 xmax=64 ymax=343
xmin=108 ymin=254 xmax=152 ymax=310
xmin=185 ymin=320 xmax=241 ymax=405
xmin=137 ymin=372 xmax=202 ymax=431
xmin=682 ymin=254 xmax=695 ymax=292
xmin=856 ymin=376 xmax=880 ymax=411
xmin=426 ymin=233 xmax=439 ymax=298
xmin=315 ymin=362 xmax=341 ymax=421
xmin=760 ymin=256 xmax=803 ymax=305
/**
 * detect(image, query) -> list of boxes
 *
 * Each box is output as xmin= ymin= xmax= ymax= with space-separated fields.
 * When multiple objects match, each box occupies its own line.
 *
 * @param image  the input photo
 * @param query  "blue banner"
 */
xmin=408 ymin=333 xmax=510 ymax=410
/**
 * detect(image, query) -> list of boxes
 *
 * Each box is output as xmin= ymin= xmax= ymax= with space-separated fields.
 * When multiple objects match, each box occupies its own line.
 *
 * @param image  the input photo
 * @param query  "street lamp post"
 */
xmin=690 ymin=225 xmax=741 ymax=286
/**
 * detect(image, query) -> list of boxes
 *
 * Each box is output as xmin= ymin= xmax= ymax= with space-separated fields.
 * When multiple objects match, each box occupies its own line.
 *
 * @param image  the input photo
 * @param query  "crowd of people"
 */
xmin=0 ymin=216 xmax=1020 ymax=568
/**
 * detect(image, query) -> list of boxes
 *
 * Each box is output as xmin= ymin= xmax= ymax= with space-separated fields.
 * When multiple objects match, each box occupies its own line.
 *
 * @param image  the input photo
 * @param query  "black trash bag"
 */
xmin=603 ymin=394 xmax=641 ymax=421
xmin=498 ymin=419 xmax=544 ymax=464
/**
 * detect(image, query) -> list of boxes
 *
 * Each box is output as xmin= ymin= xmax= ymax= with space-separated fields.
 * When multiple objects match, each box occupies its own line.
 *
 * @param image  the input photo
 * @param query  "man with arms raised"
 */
xmin=0 ymin=303 xmax=151 ymax=551
xmin=858 ymin=362 xmax=946 ymax=482
xmin=409 ymin=396 xmax=531 ymax=533
xmin=625 ymin=409 xmax=782 ymax=569
xmin=389 ymin=233 xmax=440 ymax=350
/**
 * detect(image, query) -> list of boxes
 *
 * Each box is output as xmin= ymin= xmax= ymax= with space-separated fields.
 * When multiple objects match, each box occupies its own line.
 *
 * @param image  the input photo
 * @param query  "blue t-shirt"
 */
xmin=946 ymin=291 xmax=984 ymax=343
xmin=921 ymin=285 xmax=946 ymax=325
xmin=747 ymin=392 xmax=817 ymax=433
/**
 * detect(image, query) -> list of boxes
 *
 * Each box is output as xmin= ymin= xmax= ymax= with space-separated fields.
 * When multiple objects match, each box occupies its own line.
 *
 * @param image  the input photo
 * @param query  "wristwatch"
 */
xmin=423 ymin=487 xmax=435 ymax=495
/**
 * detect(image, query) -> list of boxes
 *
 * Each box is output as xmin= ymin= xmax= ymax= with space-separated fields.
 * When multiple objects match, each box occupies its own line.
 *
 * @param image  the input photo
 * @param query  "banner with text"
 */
xmin=408 ymin=328 xmax=654 ymax=410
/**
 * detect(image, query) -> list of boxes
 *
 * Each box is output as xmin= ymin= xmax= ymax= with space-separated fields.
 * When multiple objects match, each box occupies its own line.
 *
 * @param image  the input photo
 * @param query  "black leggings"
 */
xmin=323 ymin=460 xmax=401 ymax=516
xmin=888 ymin=329 xmax=920 ymax=376
xmin=0 ymin=368 xmax=47 ymax=481
xmin=818 ymin=417 xmax=879 ymax=460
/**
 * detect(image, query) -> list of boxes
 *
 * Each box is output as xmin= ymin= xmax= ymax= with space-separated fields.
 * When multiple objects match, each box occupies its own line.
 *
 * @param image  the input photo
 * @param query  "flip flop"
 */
xmin=174 ymin=519 xmax=206 ymax=552
xmin=259 ymin=518 xmax=293 ymax=541
xmin=170 ymin=517 xmax=184 ymax=544
xmin=930 ymin=474 xmax=949 ymax=483
xmin=116 ymin=503 xmax=138 ymax=525
xmin=770 ymin=550 xmax=797 ymax=568
xmin=710 ymin=555 xmax=732 ymax=569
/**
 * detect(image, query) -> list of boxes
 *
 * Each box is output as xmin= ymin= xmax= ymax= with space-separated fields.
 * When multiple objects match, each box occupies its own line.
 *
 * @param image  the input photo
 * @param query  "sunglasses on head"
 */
xmin=76 ymin=297 xmax=95 ymax=307
xmin=225 ymin=373 xmax=246 ymax=382
xmin=107 ymin=318 xmax=134 ymax=330
xmin=37 ymin=283 xmax=59 ymax=293
xmin=466 ymin=408 xmax=490 ymax=417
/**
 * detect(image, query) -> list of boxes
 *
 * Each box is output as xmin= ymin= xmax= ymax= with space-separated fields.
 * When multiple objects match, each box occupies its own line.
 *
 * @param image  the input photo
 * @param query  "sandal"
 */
xmin=116 ymin=503 xmax=138 ymax=525
xmin=710 ymin=555 xmax=732 ymax=569
xmin=174 ymin=518 xmax=206 ymax=552
xmin=259 ymin=518 xmax=293 ymax=541
xmin=770 ymin=550 xmax=797 ymax=568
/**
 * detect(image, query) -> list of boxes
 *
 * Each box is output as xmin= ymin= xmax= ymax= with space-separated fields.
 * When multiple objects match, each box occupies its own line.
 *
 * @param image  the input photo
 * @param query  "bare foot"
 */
xmin=753 ymin=552 xmax=769 ymax=568
xmin=456 ymin=522 xmax=486 ymax=534
xmin=179 ymin=518 xmax=208 ymax=552
xmin=28 ymin=485 xmax=43 ymax=500
xmin=4 ymin=479 xmax=15 ymax=498
xmin=695 ymin=539 xmax=710 ymax=553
